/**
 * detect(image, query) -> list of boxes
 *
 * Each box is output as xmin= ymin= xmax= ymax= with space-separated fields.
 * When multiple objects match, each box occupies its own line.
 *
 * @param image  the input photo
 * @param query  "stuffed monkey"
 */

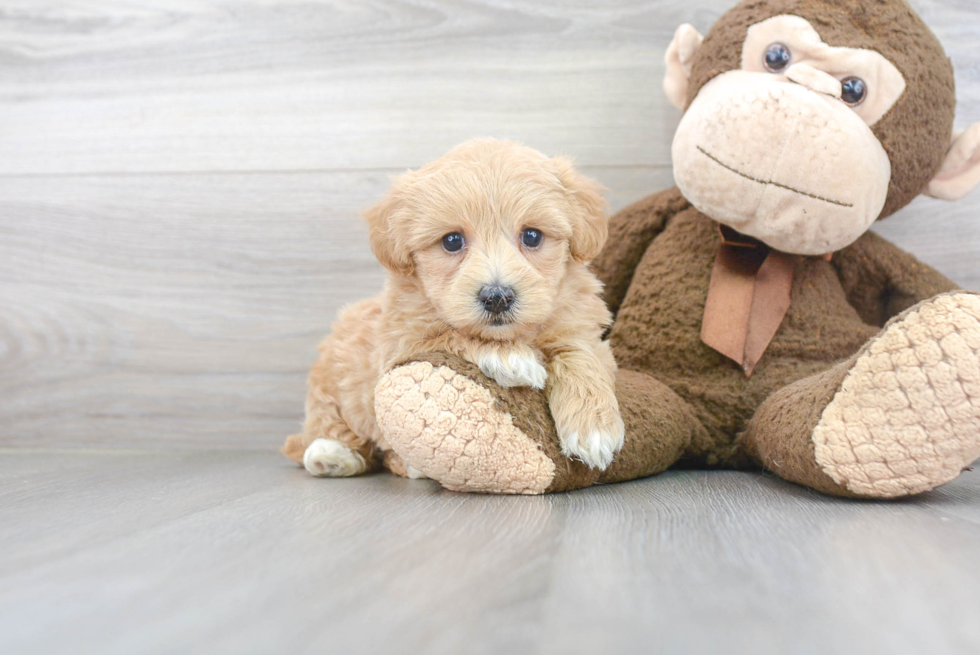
xmin=373 ymin=0 xmax=980 ymax=497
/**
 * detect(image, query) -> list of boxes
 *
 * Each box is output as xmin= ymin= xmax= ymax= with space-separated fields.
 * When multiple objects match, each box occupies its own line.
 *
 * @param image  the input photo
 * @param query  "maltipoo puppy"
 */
xmin=282 ymin=138 xmax=624 ymax=478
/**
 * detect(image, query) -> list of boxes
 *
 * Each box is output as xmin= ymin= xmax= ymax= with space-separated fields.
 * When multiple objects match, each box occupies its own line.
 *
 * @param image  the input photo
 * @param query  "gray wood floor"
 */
xmin=3 ymin=450 xmax=980 ymax=655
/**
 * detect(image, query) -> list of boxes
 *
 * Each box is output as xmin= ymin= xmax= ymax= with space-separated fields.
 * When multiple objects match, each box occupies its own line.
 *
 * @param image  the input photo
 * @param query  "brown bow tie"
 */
xmin=700 ymin=226 xmax=799 ymax=377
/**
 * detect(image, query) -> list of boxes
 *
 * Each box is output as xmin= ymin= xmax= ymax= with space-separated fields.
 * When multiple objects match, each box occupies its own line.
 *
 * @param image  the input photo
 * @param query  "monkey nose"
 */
xmin=478 ymin=284 xmax=516 ymax=315
xmin=785 ymin=63 xmax=842 ymax=99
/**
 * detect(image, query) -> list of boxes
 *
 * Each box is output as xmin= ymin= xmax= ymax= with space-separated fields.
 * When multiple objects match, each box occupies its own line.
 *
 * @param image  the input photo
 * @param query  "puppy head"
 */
xmin=364 ymin=138 xmax=607 ymax=340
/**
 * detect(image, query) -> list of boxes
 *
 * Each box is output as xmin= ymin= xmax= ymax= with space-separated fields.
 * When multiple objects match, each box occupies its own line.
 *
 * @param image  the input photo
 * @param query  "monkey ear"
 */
xmin=664 ymin=24 xmax=704 ymax=111
xmin=553 ymin=156 xmax=608 ymax=263
xmin=925 ymin=124 xmax=980 ymax=201
xmin=362 ymin=177 xmax=415 ymax=276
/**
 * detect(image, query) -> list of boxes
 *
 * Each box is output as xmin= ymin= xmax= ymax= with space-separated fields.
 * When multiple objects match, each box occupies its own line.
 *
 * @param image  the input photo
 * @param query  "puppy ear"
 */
xmin=362 ymin=176 xmax=414 ymax=276
xmin=553 ymin=156 xmax=608 ymax=263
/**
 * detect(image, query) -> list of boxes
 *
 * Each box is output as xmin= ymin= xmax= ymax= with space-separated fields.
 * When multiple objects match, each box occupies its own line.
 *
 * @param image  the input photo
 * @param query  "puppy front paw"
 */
xmin=477 ymin=350 xmax=548 ymax=389
xmin=554 ymin=405 xmax=625 ymax=470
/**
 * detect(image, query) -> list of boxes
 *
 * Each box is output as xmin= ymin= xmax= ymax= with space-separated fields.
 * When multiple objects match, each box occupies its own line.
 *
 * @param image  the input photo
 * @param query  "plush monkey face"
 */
xmin=664 ymin=0 xmax=980 ymax=256
xmin=673 ymin=15 xmax=903 ymax=254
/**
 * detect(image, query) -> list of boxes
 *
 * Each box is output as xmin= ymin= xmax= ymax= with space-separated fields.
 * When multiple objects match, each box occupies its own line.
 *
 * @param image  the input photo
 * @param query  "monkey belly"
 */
xmin=608 ymin=209 xmax=879 ymax=460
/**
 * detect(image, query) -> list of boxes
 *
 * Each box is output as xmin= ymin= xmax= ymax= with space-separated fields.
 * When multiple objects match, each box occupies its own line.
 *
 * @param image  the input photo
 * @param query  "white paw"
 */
xmin=303 ymin=438 xmax=367 ymax=478
xmin=559 ymin=420 xmax=625 ymax=470
xmin=478 ymin=351 xmax=548 ymax=389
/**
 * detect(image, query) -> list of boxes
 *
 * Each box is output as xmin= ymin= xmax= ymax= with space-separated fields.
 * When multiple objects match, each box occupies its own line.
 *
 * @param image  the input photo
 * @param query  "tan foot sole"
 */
xmin=813 ymin=293 xmax=980 ymax=497
xmin=374 ymin=361 xmax=556 ymax=494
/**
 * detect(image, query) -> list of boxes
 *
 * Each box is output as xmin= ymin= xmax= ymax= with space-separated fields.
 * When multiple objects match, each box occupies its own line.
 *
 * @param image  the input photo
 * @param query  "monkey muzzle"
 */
xmin=672 ymin=70 xmax=891 ymax=256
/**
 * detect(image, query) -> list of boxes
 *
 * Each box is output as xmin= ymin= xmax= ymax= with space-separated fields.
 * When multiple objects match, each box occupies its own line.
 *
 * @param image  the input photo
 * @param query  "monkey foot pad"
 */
xmin=814 ymin=292 xmax=980 ymax=497
xmin=375 ymin=361 xmax=555 ymax=494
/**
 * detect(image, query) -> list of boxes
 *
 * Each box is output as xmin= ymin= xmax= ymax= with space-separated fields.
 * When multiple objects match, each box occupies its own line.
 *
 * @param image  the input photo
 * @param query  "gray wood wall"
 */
xmin=2 ymin=0 xmax=978 ymax=450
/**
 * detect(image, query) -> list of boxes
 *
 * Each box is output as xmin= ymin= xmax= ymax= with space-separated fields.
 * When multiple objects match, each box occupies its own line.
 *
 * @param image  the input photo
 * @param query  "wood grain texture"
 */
xmin=1 ymin=0 xmax=976 ymax=175
xmin=2 ymin=451 xmax=980 ymax=655
xmin=0 ymin=0 xmax=978 ymax=448
xmin=0 ymin=167 xmax=674 ymax=448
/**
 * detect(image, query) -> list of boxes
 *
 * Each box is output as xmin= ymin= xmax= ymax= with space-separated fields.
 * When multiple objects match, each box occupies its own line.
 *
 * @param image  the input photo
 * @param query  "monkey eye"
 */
xmin=764 ymin=43 xmax=791 ymax=72
xmin=840 ymin=77 xmax=867 ymax=106
xmin=442 ymin=232 xmax=465 ymax=253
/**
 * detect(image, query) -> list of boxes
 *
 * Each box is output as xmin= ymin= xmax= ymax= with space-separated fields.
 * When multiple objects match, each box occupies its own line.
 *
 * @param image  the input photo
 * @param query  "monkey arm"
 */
xmin=832 ymin=230 xmax=959 ymax=327
xmin=591 ymin=187 xmax=691 ymax=317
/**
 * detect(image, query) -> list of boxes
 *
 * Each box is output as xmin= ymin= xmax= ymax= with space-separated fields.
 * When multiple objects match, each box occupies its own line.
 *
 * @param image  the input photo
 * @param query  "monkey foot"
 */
xmin=813 ymin=292 xmax=980 ymax=497
xmin=374 ymin=360 xmax=558 ymax=494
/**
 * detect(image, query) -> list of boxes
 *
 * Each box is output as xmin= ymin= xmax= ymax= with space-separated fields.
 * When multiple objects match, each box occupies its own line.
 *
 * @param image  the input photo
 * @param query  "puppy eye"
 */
xmin=764 ymin=43 xmax=791 ymax=73
xmin=442 ymin=232 xmax=465 ymax=253
xmin=840 ymin=77 xmax=867 ymax=106
xmin=520 ymin=227 xmax=544 ymax=249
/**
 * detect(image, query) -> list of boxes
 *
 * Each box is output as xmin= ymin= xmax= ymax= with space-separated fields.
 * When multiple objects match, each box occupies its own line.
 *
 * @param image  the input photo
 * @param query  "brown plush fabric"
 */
xmin=390 ymin=354 xmax=709 ymax=492
xmin=397 ymin=352 xmax=600 ymax=492
xmin=737 ymin=290 xmax=980 ymax=498
xmin=831 ymin=230 xmax=958 ymax=326
xmin=739 ymin=359 xmax=859 ymax=497
xmin=606 ymin=204 xmax=878 ymax=453
xmin=597 ymin=370 xmax=708 ymax=484
xmin=594 ymin=197 xmax=966 ymax=493
xmin=591 ymin=187 xmax=691 ymax=316
xmin=687 ymin=0 xmax=956 ymax=220
xmin=809 ymin=292 xmax=980 ymax=497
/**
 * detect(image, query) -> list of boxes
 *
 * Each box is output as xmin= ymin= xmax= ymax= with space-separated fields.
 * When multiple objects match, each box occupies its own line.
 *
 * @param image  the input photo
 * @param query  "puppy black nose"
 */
xmin=479 ymin=284 xmax=515 ymax=315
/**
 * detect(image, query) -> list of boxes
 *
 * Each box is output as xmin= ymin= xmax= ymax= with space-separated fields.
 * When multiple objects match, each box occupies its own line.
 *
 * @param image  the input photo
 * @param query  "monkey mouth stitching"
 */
xmin=696 ymin=146 xmax=853 ymax=208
